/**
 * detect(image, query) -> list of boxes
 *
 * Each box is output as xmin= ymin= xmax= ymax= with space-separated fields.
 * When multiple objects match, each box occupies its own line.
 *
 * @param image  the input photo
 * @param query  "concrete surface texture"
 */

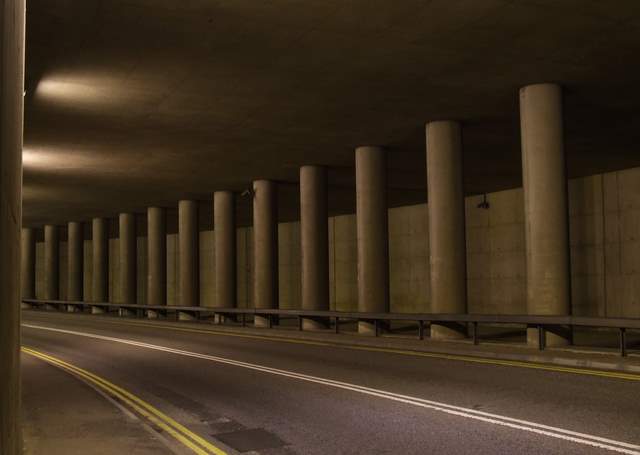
xmin=147 ymin=207 xmax=167 ymax=306
xmin=66 ymin=221 xmax=83 ymax=301
xmin=22 ymin=2 xmax=640 ymax=227
xmin=178 ymin=200 xmax=199 ymax=307
xmin=119 ymin=213 xmax=137 ymax=305
xmin=214 ymin=191 xmax=236 ymax=309
xmin=300 ymin=165 xmax=329 ymax=321
xmin=21 ymin=227 xmax=36 ymax=299
xmin=30 ymin=165 xmax=640 ymax=319
xmin=1 ymin=1 xmax=25 ymax=454
xmin=426 ymin=121 xmax=467 ymax=339
xmin=21 ymin=354 xmax=173 ymax=455
xmin=253 ymin=180 xmax=278 ymax=320
xmin=355 ymin=146 xmax=390 ymax=334
xmin=20 ymin=311 xmax=640 ymax=455
xmin=92 ymin=218 xmax=108 ymax=302
xmin=43 ymin=225 xmax=59 ymax=300
xmin=520 ymin=83 xmax=571 ymax=347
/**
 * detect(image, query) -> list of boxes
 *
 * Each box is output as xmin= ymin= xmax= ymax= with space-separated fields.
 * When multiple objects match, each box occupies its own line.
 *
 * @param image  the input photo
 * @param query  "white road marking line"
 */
xmin=23 ymin=323 xmax=640 ymax=455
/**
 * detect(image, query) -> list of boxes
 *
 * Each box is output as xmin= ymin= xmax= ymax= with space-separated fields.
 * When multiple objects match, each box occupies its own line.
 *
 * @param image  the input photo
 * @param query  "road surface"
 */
xmin=21 ymin=311 xmax=640 ymax=455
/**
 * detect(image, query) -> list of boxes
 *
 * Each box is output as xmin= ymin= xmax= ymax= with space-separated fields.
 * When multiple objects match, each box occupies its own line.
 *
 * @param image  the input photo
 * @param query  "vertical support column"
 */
xmin=21 ymin=227 xmax=36 ymax=300
xmin=355 ymin=146 xmax=389 ymax=335
xmin=67 ymin=222 xmax=83 ymax=306
xmin=119 ymin=213 xmax=136 ymax=311
xmin=426 ymin=121 xmax=468 ymax=339
xmin=44 ymin=225 xmax=59 ymax=302
xmin=92 ymin=218 xmax=109 ymax=311
xmin=214 ymin=191 xmax=236 ymax=318
xmin=520 ymin=83 xmax=571 ymax=347
xmin=253 ymin=180 xmax=278 ymax=327
xmin=178 ymin=200 xmax=199 ymax=313
xmin=0 ymin=2 xmax=25 ymax=452
xmin=147 ymin=207 xmax=166 ymax=315
xmin=300 ymin=165 xmax=329 ymax=330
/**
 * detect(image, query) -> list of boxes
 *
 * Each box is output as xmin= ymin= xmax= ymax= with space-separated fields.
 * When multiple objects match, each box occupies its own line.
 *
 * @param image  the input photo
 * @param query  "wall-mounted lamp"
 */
xmin=477 ymin=193 xmax=490 ymax=209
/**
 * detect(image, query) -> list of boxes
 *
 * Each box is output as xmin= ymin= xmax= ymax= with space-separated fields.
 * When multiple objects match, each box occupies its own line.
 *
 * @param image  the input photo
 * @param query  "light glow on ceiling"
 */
xmin=22 ymin=146 xmax=96 ymax=170
xmin=36 ymin=78 xmax=111 ymax=104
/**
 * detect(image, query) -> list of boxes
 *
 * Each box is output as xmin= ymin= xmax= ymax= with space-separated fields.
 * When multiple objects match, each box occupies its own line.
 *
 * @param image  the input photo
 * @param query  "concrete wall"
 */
xmin=31 ymin=166 xmax=640 ymax=318
xmin=388 ymin=205 xmax=430 ymax=313
xmin=167 ymin=233 xmax=178 ymax=306
xmin=465 ymin=188 xmax=526 ymax=315
xmin=236 ymin=227 xmax=253 ymax=309
xmin=602 ymin=170 xmax=640 ymax=318
xmin=199 ymin=230 xmax=215 ymax=307
xmin=329 ymin=214 xmax=358 ymax=311
xmin=278 ymin=222 xmax=301 ymax=310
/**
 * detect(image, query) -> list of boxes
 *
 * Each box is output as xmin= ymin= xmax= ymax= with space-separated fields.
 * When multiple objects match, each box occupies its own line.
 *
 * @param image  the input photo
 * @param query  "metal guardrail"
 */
xmin=22 ymin=299 xmax=639 ymax=357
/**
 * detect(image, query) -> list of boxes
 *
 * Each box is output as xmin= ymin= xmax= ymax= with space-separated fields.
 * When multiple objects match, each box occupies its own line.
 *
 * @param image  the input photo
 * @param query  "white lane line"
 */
xmin=23 ymin=323 xmax=640 ymax=455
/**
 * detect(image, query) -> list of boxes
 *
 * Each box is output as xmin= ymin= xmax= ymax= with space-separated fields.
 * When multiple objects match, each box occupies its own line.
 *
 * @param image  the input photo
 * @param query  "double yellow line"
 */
xmin=21 ymin=347 xmax=228 ymax=455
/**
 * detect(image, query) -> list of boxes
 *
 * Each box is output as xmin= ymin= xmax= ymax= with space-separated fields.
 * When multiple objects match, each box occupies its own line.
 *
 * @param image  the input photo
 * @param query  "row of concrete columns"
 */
xmin=20 ymin=83 xmax=570 ymax=346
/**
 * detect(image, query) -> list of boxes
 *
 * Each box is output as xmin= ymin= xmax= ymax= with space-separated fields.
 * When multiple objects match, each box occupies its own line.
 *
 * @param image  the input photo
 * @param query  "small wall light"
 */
xmin=477 ymin=193 xmax=490 ymax=210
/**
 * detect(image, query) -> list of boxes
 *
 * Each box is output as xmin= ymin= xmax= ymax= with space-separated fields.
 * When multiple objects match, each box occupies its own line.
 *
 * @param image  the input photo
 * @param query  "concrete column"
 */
xmin=253 ymin=180 xmax=278 ymax=327
xmin=355 ymin=146 xmax=389 ymax=335
xmin=21 ymin=228 xmax=36 ymax=300
xmin=67 ymin=222 xmax=83 ymax=303
xmin=426 ymin=121 xmax=468 ymax=339
xmin=44 ymin=225 xmax=59 ymax=301
xmin=214 ymin=191 xmax=236 ymax=312
xmin=119 ymin=213 xmax=136 ymax=305
xmin=0 ymin=2 xmax=25 ymax=452
xmin=92 ymin=218 xmax=109 ymax=305
xmin=300 ymin=165 xmax=329 ymax=330
xmin=147 ymin=207 xmax=166 ymax=313
xmin=178 ymin=200 xmax=199 ymax=310
xmin=520 ymin=83 xmax=571 ymax=347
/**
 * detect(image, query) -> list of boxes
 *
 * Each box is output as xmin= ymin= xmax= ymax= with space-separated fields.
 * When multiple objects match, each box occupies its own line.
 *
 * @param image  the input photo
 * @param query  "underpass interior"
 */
xmin=1 ymin=0 xmax=640 ymax=454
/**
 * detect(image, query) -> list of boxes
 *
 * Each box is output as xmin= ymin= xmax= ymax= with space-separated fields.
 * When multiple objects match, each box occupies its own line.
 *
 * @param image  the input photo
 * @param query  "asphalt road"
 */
xmin=21 ymin=311 xmax=640 ymax=455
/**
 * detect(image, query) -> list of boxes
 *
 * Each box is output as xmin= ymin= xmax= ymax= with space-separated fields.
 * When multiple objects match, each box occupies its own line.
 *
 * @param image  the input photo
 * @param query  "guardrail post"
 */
xmin=298 ymin=316 xmax=302 ymax=331
xmin=538 ymin=325 xmax=545 ymax=351
xmin=418 ymin=320 xmax=424 ymax=340
xmin=374 ymin=320 xmax=379 ymax=337
xmin=619 ymin=328 xmax=627 ymax=357
xmin=242 ymin=313 xmax=246 ymax=327
xmin=334 ymin=316 xmax=339 ymax=334
xmin=268 ymin=315 xmax=273 ymax=329
xmin=473 ymin=322 xmax=479 ymax=346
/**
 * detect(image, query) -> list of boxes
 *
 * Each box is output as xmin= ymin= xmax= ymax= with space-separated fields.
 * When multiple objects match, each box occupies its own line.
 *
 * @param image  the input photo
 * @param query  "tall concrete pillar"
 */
xmin=355 ymin=146 xmax=389 ymax=335
xmin=44 ymin=225 xmax=59 ymax=301
xmin=92 ymin=218 xmax=109 ymax=303
xmin=214 ymin=191 xmax=236 ymax=310
xmin=520 ymin=83 xmax=571 ymax=347
xmin=253 ymin=180 xmax=278 ymax=327
xmin=67 ymin=222 xmax=83 ymax=302
xmin=300 ymin=165 xmax=329 ymax=330
xmin=119 ymin=213 xmax=136 ymax=305
xmin=147 ymin=207 xmax=166 ymax=309
xmin=0 ymin=2 xmax=25 ymax=452
xmin=21 ymin=228 xmax=36 ymax=300
xmin=426 ymin=121 xmax=468 ymax=339
xmin=179 ymin=200 xmax=199 ymax=309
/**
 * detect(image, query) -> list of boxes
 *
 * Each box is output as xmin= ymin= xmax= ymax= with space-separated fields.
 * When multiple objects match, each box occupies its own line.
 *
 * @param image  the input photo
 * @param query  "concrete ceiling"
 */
xmin=23 ymin=0 xmax=640 ymax=227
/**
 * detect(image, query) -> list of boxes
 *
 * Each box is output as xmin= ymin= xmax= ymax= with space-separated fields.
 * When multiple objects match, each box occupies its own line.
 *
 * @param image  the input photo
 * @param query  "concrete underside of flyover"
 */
xmin=22 ymin=0 xmax=640 ymax=226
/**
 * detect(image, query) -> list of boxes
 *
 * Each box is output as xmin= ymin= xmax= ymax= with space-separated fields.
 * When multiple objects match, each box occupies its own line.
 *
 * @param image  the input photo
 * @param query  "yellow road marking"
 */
xmin=21 ymin=346 xmax=228 ymax=455
xmin=27 ymin=315 xmax=640 ymax=382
